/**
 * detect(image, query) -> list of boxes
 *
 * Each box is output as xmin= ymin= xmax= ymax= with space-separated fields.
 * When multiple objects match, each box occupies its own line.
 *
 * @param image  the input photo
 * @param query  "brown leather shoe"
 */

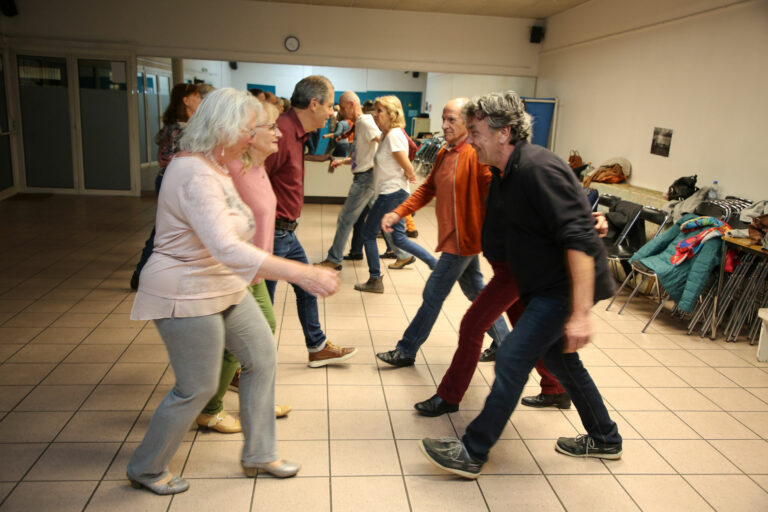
xmin=314 ymin=259 xmax=342 ymax=271
xmin=388 ymin=256 xmax=416 ymax=269
xmin=354 ymin=276 xmax=384 ymax=293
xmin=308 ymin=341 xmax=358 ymax=368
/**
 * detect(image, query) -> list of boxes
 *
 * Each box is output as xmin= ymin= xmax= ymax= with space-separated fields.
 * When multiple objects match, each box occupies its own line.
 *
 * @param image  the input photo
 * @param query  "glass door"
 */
xmin=77 ymin=59 xmax=130 ymax=190
xmin=0 ymin=56 xmax=14 ymax=192
xmin=17 ymin=55 xmax=74 ymax=189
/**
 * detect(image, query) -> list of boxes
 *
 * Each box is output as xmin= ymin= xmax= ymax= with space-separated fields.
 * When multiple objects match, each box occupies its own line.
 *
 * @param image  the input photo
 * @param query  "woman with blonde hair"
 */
xmin=128 ymin=88 xmax=339 ymax=495
xmin=354 ymin=95 xmax=437 ymax=293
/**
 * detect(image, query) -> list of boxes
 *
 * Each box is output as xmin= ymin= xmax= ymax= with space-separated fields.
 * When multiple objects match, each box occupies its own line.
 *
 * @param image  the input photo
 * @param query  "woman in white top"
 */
xmin=354 ymin=95 xmax=437 ymax=293
xmin=128 ymin=89 xmax=338 ymax=495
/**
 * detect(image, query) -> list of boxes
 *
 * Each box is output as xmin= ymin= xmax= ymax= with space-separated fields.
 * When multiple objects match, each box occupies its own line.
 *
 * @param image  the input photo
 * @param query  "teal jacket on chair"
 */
xmin=628 ymin=214 xmax=722 ymax=313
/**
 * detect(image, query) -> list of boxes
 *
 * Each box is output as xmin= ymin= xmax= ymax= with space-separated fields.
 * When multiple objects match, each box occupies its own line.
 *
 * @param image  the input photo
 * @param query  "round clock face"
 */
xmin=284 ymin=36 xmax=300 ymax=52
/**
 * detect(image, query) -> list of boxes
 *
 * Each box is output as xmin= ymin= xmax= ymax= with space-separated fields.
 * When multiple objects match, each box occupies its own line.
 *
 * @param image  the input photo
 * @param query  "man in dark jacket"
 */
xmin=419 ymin=91 xmax=622 ymax=479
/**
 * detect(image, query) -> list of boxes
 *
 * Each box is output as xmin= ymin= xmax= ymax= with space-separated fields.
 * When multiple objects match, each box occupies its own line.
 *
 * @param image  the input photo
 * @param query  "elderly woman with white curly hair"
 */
xmin=127 ymin=88 xmax=339 ymax=495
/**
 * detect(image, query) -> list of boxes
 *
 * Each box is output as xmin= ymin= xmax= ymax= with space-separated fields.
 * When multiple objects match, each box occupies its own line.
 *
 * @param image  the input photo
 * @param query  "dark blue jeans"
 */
xmin=363 ymin=189 xmax=437 ymax=278
xmin=396 ymin=253 xmax=509 ymax=358
xmin=463 ymin=295 xmax=620 ymax=462
xmin=133 ymin=170 xmax=166 ymax=277
xmin=265 ymin=229 xmax=326 ymax=350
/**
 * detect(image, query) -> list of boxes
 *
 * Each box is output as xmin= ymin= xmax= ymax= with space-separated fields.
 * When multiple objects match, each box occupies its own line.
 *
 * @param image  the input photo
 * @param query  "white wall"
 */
xmin=538 ymin=0 xmax=768 ymax=199
xmin=425 ymin=73 xmax=538 ymax=132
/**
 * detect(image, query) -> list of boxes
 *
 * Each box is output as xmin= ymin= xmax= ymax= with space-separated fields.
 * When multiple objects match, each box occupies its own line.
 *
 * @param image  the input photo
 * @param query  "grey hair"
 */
xmin=290 ymin=75 xmax=333 ymax=109
xmin=179 ymin=88 xmax=263 ymax=154
xmin=462 ymin=91 xmax=533 ymax=144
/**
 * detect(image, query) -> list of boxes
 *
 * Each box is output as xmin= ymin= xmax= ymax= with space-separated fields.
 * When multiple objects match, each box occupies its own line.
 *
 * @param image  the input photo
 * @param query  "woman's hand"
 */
xmin=296 ymin=265 xmax=340 ymax=298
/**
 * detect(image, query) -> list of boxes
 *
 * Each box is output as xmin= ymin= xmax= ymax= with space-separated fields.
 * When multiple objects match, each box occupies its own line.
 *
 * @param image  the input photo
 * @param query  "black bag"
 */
xmin=667 ymin=175 xmax=699 ymax=200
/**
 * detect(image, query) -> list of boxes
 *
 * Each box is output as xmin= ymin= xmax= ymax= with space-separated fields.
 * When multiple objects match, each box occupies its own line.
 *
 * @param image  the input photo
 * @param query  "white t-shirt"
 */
xmin=374 ymin=128 xmax=410 ymax=195
xmin=350 ymin=113 xmax=380 ymax=174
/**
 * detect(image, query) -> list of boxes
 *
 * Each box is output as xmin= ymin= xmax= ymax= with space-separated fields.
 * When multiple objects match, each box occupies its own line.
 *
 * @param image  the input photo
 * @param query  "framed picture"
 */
xmin=651 ymin=127 xmax=673 ymax=157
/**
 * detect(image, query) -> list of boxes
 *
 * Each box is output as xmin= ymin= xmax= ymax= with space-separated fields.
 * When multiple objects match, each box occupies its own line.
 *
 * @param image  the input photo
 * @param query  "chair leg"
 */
xmin=607 ymin=269 xmax=636 ymax=311
xmin=619 ymin=274 xmax=647 ymax=315
xmin=643 ymin=293 xmax=670 ymax=333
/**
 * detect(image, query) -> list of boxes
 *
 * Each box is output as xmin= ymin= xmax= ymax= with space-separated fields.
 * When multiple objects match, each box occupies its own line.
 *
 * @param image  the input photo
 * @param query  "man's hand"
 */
xmin=564 ymin=311 xmax=591 ymax=352
xmin=593 ymin=212 xmax=608 ymax=238
xmin=381 ymin=212 xmax=402 ymax=233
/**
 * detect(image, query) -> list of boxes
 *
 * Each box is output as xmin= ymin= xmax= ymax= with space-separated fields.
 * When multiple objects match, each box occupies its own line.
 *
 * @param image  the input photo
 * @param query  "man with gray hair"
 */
xmin=265 ymin=75 xmax=357 ymax=367
xmin=419 ymin=91 xmax=621 ymax=479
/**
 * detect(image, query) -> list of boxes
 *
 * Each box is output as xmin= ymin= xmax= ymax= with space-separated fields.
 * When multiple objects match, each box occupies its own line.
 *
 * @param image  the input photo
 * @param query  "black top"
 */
xmin=484 ymin=141 xmax=615 ymax=303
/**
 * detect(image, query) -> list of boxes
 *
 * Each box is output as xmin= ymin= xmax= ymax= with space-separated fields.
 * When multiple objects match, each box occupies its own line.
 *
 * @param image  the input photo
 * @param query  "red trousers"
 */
xmin=436 ymin=260 xmax=565 ymax=404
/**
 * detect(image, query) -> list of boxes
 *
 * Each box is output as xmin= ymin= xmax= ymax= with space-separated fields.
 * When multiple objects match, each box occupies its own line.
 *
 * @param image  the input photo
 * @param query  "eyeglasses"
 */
xmin=248 ymin=123 xmax=279 ymax=136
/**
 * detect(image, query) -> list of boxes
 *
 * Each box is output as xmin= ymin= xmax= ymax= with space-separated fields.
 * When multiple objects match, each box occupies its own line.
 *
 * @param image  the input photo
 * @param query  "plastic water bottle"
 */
xmin=707 ymin=180 xmax=720 ymax=200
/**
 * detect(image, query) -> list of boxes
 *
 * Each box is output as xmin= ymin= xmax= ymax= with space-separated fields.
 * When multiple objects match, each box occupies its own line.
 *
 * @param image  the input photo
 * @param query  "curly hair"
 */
xmin=462 ymin=91 xmax=532 ymax=144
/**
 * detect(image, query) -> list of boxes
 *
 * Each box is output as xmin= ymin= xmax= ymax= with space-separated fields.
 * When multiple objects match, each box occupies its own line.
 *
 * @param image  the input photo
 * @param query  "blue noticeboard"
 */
xmin=246 ymin=83 xmax=276 ymax=94
xmin=522 ymin=97 xmax=557 ymax=149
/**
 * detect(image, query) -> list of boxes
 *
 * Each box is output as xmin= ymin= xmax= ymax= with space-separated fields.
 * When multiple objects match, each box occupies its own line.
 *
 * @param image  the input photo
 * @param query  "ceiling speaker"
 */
xmin=530 ymin=26 xmax=544 ymax=44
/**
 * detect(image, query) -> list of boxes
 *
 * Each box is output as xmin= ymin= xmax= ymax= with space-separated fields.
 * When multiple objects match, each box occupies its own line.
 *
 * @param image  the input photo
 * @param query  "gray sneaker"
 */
xmin=419 ymin=437 xmax=483 ymax=479
xmin=354 ymin=276 xmax=384 ymax=294
xmin=555 ymin=434 xmax=622 ymax=460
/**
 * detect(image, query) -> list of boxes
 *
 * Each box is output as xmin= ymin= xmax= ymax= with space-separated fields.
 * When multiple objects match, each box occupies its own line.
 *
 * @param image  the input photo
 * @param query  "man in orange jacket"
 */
xmin=375 ymin=98 xmax=509 ymax=372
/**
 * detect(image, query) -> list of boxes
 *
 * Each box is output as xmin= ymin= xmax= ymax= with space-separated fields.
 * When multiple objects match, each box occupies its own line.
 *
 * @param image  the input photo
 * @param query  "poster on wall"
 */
xmin=651 ymin=127 xmax=673 ymax=157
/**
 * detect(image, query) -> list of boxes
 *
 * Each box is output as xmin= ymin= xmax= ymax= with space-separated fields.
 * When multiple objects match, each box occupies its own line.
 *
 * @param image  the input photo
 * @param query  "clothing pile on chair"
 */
xmin=582 ymin=157 xmax=631 ymax=186
xmin=629 ymin=214 xmax=724 ymax=313
xmin=727 ymin=200 xmax=768 ymax=250
xmin=670 ymin=217 xmax=731 ymax=265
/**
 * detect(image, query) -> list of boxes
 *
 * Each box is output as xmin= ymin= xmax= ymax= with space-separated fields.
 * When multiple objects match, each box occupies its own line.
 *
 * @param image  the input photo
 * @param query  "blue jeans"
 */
xmin=463 ymin=295 xmax=620 ymax=462
xmin=327 ymin=170 xmax=375 ymax=264
xmin=266 ymin=229 xmax=326 ymax=350
xmin=133 ymin=170 xmax=166 ymax=277
xmin=396 ymin=253 xmax=509 ymax=358
xmin=363 ymin=189 xmax=437 ymax=278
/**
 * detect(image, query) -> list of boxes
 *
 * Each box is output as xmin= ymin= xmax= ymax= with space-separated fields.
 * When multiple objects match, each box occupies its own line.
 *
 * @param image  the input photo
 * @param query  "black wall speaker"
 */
xmin=0 ymin=0 xmax=18 ymax=17
xmin=228 ymin=61 xmax=238 ymax=70
xmin=530 ymin=26 xmax=544 ymax=43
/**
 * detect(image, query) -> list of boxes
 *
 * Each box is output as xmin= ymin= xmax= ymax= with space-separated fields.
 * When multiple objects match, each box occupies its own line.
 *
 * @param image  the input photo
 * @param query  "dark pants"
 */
xmin=462 ymin=295 xmax=620 ymax=462
xmin=133 ymin=170 xmax=166 ymax=278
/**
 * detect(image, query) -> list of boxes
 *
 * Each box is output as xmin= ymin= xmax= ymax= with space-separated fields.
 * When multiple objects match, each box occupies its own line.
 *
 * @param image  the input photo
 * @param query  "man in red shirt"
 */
xmin=264 ymin=76 xmax=357 ymax=367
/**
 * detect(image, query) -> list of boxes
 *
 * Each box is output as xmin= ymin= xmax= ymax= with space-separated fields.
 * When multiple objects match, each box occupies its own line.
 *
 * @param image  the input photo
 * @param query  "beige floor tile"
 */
xmin=0 ymin=442 xmax=48 ymax=480
xmin=326 ymin=363 xmax=379 ymax=385
xmin=480 ymin=475 xmax=564 ymax=511
xmin=331 ymin=439 xmax=400 ymax=476
xmin=378 ymin=365 xmax=435 ymax=386
xmin=669 ymin=366 xmax=739 ymax=387
xmin=328 ymin=384 xmax=385 ymax=410
xmin=577 ymin=347 xmax=617 ymax=366
xmin=3 ymin=311 xmax=60 ymax=328
xmin=512 ymin=410 xmax=579 ymax=439
xmin=665 ymin=334 xmax=722 ymax=350
xmin=647 ymin=387 xmax=721 ymax=411
xmin=389 ymin=410 xmax=455 ymax=439
xmin=0 ymin=363 xmax=55 ymax=385
xmin=649 ymin=439 xmax=741 ymax=474
xmin=332 ymin=476 xmax=409 ymax=512
xmin=30 ymin=326 xmax=92 ymax=344
xmin=50 ymin=312 xmax=106 ymax=328
xmin=324 ymin=315 xmax=370 ymax=331
xmin=168 ymin=477 xmax=253 ymax=512
xmin=397 ymin=439 xmax=447 ymax=475
xmin=709 ymin=439 xmax=768 ymax=474
xmin=606 ymin=439 xmax=676 ymax=474
xmin=276 ymin=363 xmax=327 ymax=386
xmin=101 ymin=362 xmax=166 ymax=385
xmin=685 ymin=475 xmax=768 ymax=512
xmin=600 ymin=387 xmax=667 ymax=411
xmin=620 ymin=411 xmax=700 ymax=439
xmin=586 ymin=366 xmax=640 ymax=388
xmin=81 ymin=384 xmax=154 ymax=411
xmin=0 ymin=411 xmax=72 ymax=442
xmin=751 ymin=474 xmax=768 ymax=492
xmin=15 ymin=384 xmax=93 ymax=411
xmin=623 ymin=366 xmax=689 ymax=387
xmin=405 ymin=475 xmax=487 ymax=512
xmin=449 ymin=409 xmax=520 ymax=440
xmin=698 ymin=388 xmax=768 ymax=412
xmin=103 ymin=441 xmax=191 ymax=480
xmin=678 ymin=411 xmax=760 ymax=439
xmin=717 ymin=367 xmax=768 ymax=388
xmin=182 ymin=439 xmax=249 ymax=478
xmin=689 ymin=349 xmax=755 ymax=367
xmin=63 ymin=344 xmax=126 ymax=363
xmin=329 ymin=411 xmax=391 ymax=441
xmin=425 ymin=363 xmax=488 ymax=387
xmin=275 ymin=384 xmax=328 ymax=410
xmin=0 ymin=384 xmax=31 ymax=409
xmin=42 ymin=363 xmax=111 ymax=385
xmin=730 ymin=411 xmax=768 ymax=438
xmin=277 ymin=344 xmax=312 ymax=364
xmin=601 ymin=348 xmax=663 ymax=366
xmin=83 ymin=327 xmax=141 ymax=345
xmin=0 ymin=299 xmax=34 ymax=313
xmin=616 ymin=475 xmax=713 ymax=512
xmin=56 ymin=411 xmax=140 ymax=442
xmin=526 ymin=439 xmax=610 ymax=475
xmin=116 ymin=344 xmax=168 ymax=363
xmin=98 ymin=314 xmax=138 ymax=329
xmin=275 ymin=410 xmax=328 ymax=441
xmin=645 ymin=348 xmax=707 ymax=366
xmin=68 ymin=301 xmax=120 ymax=314
xmin=25 ymin=442 xmax=120 ymax=480
xmin=623 ymin=333 xmax=680 ymax=349
xmin=548 ymin=474 xmax=639 ymax=512
xmin=8 ymin=343 xmax=75 ymax=363
xmin=481 ymin=439 xmax=541 ymax=475
xmin=132 ymin=327 xmax=163 ymax=344
xmin=84 ymin=480 xmax=172 ymax=512
xmin=0 ymin=481 xmax=97 ymax=512
xmin=252 ymin=476 xmax=330 ymax=511
xmin=0 ymin=344 xmax=25 ymax=362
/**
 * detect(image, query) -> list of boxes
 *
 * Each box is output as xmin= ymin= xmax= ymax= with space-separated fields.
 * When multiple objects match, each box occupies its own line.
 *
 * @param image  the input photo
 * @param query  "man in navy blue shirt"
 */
xmin=419 ymin=91 xmax=622 ymax=479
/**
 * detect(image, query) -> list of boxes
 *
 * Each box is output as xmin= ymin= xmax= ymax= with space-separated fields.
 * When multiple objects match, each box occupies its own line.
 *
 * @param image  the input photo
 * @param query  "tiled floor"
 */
xmin=1 ymin=194 xmax=767 ymax=511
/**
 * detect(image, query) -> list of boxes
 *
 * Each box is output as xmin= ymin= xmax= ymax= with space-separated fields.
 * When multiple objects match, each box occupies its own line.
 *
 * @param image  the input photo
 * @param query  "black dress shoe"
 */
xmin=419 ymin=437 xmax=483 ymax=479
xmin=376 ymin=349 xmax=415 ymax=367
xmin=342 ymin=252 xmax=363 ymax=261
xmin=130 ymin=272 xmax=140 ymax=291
xmin=414 ymin=394 xmax=459 ymax=417
xmin=379 ymin=250 xmax=396 ymax=259
xmin=479 ymin=346 xmax=496 ymax=362
xmin=521 ymin=392 xmax=572 ymax=409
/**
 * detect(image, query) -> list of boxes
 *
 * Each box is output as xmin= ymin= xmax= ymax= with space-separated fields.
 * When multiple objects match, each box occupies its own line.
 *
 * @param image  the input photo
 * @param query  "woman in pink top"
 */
xmin=127 ymin=89 xmax=339 ymax=495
